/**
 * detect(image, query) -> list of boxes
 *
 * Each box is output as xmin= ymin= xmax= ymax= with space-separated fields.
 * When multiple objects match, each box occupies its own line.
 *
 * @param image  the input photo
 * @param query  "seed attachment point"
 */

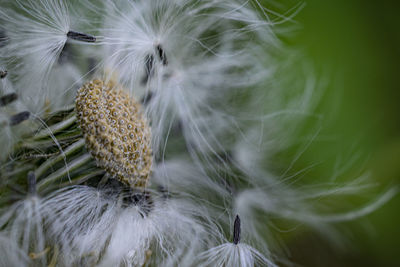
xmin=123 ymin=191 xmax=154 ymax=217
xmin=233 ymin=215 xmax=241 ymax=245
xmin=67 ymin=31 xmax=96 ymax=43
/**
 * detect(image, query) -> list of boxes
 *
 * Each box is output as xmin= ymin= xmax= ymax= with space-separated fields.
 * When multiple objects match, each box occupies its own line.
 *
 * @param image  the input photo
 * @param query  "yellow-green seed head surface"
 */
xmin=76 ymin=79 xmax=152 ymax=188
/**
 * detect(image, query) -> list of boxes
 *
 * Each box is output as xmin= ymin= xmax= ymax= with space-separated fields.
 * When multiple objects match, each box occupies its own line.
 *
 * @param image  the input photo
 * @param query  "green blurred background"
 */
xmin=275 ymin=0 xmax=399 ymax=266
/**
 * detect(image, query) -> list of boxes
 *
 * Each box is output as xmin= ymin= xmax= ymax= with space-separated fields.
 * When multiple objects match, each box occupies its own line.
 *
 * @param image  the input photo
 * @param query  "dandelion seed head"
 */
xmin=76 ymin=79 xmax=152 ymax=188
xmin=0 ymin=1 xmax=396 ymax=266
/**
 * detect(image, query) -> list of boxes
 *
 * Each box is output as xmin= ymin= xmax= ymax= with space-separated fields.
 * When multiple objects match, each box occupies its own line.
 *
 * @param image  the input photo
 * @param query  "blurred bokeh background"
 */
xmin=274 ymin=0 xmax=400 ymax=266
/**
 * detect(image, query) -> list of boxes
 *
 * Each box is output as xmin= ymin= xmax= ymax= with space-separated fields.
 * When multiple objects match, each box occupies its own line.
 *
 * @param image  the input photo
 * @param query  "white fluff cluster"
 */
xmin=0 ymin=195 xmax=47 ymax=266
xmin=0 ymin=0 xmax=396 ymax=266
xmin=99 ymin=0 xmax=279 ymax=157
xmin=198 ymin=242 xmax=277 ymax=267
xmin=0 ymin=0 xmax=88 ymax=112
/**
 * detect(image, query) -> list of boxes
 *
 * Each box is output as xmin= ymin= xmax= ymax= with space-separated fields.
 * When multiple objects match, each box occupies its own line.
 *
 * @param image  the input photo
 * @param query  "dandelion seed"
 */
xmin=67 ymin=31 xmax=96 ymax=43
xmin=0 ymin=0 xmax=96 ymax=113
xmin=0 ymin=92 xmax=17 ymax=106
xmin=9 ymin=111 xmax=30 ymax=126
xmin=0 ymin=0 xmax=71 ymax=74
xmin=198 ymin=215 xmax=277 ymax=267
xmin=233 ymin=215 xmax=241 ymax=245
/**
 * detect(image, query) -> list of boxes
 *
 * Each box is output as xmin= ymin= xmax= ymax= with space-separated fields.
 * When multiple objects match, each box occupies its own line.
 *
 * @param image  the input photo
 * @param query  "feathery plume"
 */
xmin=99 ymin=0 xmax=279 ymax=162
xmin=0 ymin=1 xmax=396 ymax=266
xmin=0 ymin=0 xmax=96 ymax=113
xmin=198 ymin=215 xmax=277 ymax=267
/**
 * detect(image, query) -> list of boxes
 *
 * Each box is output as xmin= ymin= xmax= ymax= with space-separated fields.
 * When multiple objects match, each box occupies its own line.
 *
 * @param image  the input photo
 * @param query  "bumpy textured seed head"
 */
xmin=76 ymin=79 xmax=152 ymax=188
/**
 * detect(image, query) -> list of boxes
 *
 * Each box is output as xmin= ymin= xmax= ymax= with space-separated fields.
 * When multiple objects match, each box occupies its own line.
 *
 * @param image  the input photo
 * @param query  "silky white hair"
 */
xmin=0 ymin=0 xmax=96 ymax=113
xmin=0 ymin=1 xmax=397 ymax=267
xmin=198 ymin=242 xmax=277 ymax=267
xmin=0 ymin=195 xmax=47 ymax=267
xmin=98 ymin=0 xmax=285 ymax=163
xmin=40 ymin=183 xmax=220 ymax=266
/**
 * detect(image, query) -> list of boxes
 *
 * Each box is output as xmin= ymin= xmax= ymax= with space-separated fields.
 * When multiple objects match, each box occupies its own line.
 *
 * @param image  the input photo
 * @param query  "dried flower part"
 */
xmin=76 ymin=79 xmax=152 ymax=188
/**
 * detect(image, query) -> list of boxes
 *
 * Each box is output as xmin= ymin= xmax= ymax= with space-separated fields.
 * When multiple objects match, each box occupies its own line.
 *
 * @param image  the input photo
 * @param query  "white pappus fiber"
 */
xmin=197 ymin=215 xmax=278 ymax=267
xmin=99 ymin=0 xmax=281 ymax=161
xmin=0 ymin=0 xmax=397 ymax=267
xmin=198 ymin=242 xmax=277 ymax=267
xmin=0 ymin=196 xmax=47 ymax=266
xmin=0 ymin=0 xmax=96 ymax=113
xmin=42 ymin=184 xmax=218 ymax=266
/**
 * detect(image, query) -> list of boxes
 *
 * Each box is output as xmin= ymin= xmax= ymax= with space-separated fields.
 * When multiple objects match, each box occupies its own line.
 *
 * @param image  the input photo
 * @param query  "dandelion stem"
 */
xmin=33 ymin=114 xmax=76 ymax=140
xmin=67 ymin=31 xmax=96 ymax=43
xmin=2 ymin=163 xmax=34 ymax=179
xmin=9 ymin=111 xmax=30 ymax=126
xmin=233 ymin=215 xmax=241 ymax=245
xmin=58 ymin=169 xmax=104 ymax=188
xmin=0 ymin=92 xmax=17 ymax=106
xmin=37 ymin=153 xmax=92 ymax=192
xmin=35 ymin=139 xmax=85 ymax=178
xmin=50 ymin=104 xmax=75 ymax=114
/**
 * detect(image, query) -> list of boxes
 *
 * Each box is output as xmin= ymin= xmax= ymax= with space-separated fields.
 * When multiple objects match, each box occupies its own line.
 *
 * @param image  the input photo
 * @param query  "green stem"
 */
xmin=33 ymin=114 xmax=77 ymax=140
xmin=59 ymin=169 xmax=105 ymax=188
xmin=34 ymin=139 xmax=86 ymax=178
xmin=37 ymin=153 xmax=92 ymax=192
